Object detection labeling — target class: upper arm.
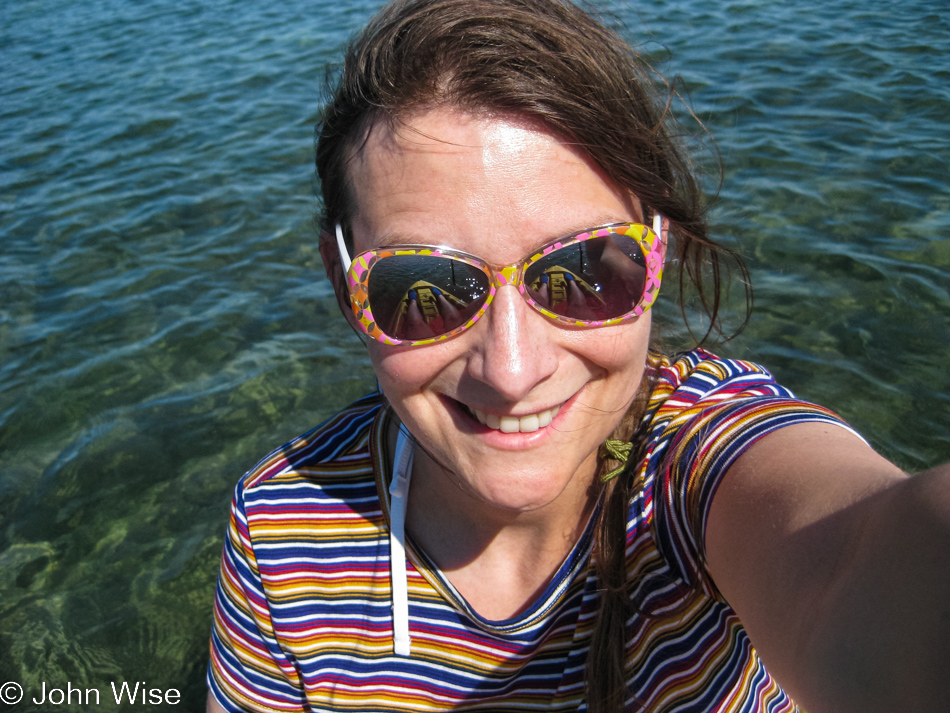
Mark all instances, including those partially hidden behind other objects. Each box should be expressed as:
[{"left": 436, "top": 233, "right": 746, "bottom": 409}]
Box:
[
  {"left": 207, "top": 691, "right": 228, "bottom": 713},
  {"left": 706, "top": 423, "right": 904, "bottom": 624},
  {"left": 208, "top": 486, "right": 308, "bottom": 712},
  {"left": 705, "top": 422, "right": 950, "bottom": 713}
]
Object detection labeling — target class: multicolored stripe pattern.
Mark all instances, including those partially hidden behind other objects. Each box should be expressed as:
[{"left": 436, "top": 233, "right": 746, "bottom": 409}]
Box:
[{"left": 208, "top": 350, "right": 856, "bottom": 712}]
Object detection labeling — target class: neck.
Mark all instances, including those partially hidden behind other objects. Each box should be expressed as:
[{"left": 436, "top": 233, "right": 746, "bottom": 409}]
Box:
[{"left": 398, "top": 425, "right": 601, "bottom": 620}]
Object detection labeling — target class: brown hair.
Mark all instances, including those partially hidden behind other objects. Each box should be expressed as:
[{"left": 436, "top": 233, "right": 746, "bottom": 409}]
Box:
[{"left": 315, "top": 1, "right": 748, "bottom": 710}]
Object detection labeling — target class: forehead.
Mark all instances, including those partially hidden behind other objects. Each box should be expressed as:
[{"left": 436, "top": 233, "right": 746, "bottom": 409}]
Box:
[{"left": 345, "top": 110, "right": 640, "bottom": 258}]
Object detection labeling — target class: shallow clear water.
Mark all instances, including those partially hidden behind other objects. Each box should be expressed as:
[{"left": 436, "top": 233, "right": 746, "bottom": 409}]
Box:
[{"left": 1, "top": 0, "right": 947, "bottom": 709}]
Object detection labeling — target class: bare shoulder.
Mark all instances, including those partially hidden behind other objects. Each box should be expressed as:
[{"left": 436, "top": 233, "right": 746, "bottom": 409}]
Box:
[
  {"left": 707, "top": 422, "right": 905, "bottom": 554},
  {"left": 706, "top": 422, "right": 950, "bottom": 713},
  {"left": 705, "top": 423, "right": 903, "bottom": 653}
]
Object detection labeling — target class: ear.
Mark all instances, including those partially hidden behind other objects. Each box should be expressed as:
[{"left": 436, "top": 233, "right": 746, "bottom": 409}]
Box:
[{"left": 319, "top": 228, "right": 363, "bottom": 333}]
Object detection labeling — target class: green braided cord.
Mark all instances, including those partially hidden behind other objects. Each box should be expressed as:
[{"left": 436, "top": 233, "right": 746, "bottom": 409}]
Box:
[{"left": 600, "top": 438, "right": 633, "bottom": 482}]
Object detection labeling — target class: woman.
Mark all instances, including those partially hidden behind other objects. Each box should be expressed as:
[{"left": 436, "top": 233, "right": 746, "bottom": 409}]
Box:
[{"left": 207, "top": 1, "right": 950, "bottom": 711}]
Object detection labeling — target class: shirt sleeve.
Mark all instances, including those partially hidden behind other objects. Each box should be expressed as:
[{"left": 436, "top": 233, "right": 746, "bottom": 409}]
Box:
[
  {"left": 649, "top": 353, "right": 864, "bottom": 598},
  {"left": 207, "top": 479, "right": 308, "bottom": 712}
]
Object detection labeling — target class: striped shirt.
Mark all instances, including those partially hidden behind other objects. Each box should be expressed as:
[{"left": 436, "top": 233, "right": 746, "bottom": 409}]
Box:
[{"left": 208, "top": 349, "right": 855, "bottom": 712}]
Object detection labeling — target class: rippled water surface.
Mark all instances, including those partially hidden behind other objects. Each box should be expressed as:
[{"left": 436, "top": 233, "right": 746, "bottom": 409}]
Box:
[{"left": 1, "top": 0, "right": 948, "bottom": 709}]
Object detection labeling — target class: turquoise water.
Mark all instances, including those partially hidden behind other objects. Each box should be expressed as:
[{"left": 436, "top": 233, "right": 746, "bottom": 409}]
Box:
[{"left": 1, "top": 0, "right": 947, "bottom": 710}]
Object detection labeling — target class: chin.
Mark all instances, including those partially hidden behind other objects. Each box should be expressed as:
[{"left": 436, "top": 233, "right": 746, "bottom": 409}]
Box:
[{"left": 438, "top": 445, "right": 595, "bottom": 512}]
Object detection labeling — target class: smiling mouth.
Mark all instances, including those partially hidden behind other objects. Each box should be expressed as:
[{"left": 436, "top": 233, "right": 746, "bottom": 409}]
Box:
[{"left": 464, "top": 404, "right": 562, "bottom": 433}]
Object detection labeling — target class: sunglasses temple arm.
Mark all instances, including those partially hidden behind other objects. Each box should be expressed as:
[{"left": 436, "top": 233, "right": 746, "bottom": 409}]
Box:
[
  {"left": 335, "top": 223, "right": 353, "bottom": 272},
  {"left": 653, "top": 211, "right": 671, "bottom": 266}
]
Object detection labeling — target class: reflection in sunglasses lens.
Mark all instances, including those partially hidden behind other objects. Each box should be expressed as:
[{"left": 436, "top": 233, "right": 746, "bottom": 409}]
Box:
[
  {"left": 367, "top": 255, "right": 491, "bottom": 340},
  {"left": 524, "top": 235, "right": 646, "bottom": 321},
  {"left": 365, "top": 233, "right": 648, "bottom": 342}
]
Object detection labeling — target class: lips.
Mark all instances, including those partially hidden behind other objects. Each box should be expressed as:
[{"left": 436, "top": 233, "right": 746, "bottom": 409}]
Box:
[{"left": 468, "top": 404, "right": 561, "bottom": 433}]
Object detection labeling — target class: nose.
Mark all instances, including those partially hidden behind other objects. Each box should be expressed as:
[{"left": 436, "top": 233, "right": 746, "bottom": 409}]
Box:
[{"left": 465, "top": 284, "right": 559, "bottom": 402}]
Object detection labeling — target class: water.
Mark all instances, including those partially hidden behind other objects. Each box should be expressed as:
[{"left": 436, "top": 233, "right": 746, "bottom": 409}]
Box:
[{"left": 1, "top": 0, "right": 947, "bottom": 709}]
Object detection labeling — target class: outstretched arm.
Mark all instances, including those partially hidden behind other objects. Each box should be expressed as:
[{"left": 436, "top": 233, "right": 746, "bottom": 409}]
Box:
[
  {"left": 706, "top": 423, "right": 950, "bottom": 713},
  {"left": 207, "top": 692, "right": 227, "bottom": 713}
]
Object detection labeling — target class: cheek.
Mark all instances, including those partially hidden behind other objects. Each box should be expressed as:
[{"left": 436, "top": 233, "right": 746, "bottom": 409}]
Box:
[
  {"left": 615, "top": 319, "right": 652, "bottom": 372},
  {"left": 579, "top": 319, "right": 652, "bottom": 423},
  {"left": 566, "top": 313, "right": 652, "bottom": 375},
  {"left": 367, "top": 341, "right": 454, "bottom": 396},
  {"left": 368, "top": 344, "right": 415, "bottom": 396}
]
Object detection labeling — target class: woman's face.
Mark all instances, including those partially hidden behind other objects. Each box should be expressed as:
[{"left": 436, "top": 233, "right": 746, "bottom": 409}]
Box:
[{"left": 347, "top": 109, "right": 653, "bottom": 516}]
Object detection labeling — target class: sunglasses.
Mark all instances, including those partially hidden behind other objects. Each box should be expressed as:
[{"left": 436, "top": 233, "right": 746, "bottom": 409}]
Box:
[{"left": 335, "top": 216, "right": 666, "bottom": 346}]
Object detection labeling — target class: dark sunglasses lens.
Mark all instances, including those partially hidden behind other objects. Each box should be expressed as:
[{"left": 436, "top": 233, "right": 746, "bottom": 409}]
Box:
[
  {"left": 366, "top": 254, "right": 491, "bottom": 341},
  {"left": 523, "top": 234, "right": 646, "bottom": 321}
]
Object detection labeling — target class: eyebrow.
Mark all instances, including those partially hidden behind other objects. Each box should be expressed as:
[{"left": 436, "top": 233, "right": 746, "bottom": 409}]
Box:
[
  {"left": 368, "top": 215, "right": 633, "bottom": 251},
  {"left": 371, "top": 231, "right": 429, "bottom": 249}
]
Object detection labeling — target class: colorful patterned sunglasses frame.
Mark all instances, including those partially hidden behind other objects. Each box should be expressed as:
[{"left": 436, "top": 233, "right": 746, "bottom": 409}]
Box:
[{"left": 336, "top": 217, "right": 666, "bottom": 346}]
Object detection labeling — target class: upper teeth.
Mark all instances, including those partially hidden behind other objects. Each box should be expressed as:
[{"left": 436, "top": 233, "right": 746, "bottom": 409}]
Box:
[{"left": 470, "top": 405, "right": 560, "bottom": 433}]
